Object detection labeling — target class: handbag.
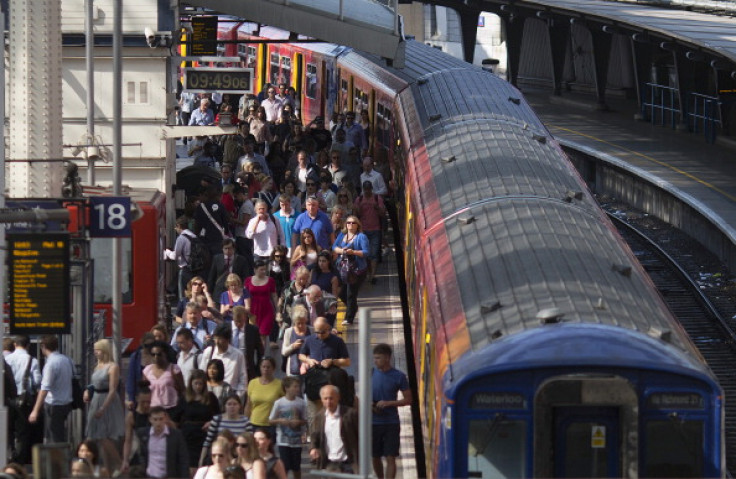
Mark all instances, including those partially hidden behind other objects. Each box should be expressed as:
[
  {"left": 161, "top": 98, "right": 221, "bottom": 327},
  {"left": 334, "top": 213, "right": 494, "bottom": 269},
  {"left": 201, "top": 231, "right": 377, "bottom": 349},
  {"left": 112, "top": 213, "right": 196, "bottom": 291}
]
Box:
[{"left": 337, "top": 253, "right": 361, "bottom": 285}]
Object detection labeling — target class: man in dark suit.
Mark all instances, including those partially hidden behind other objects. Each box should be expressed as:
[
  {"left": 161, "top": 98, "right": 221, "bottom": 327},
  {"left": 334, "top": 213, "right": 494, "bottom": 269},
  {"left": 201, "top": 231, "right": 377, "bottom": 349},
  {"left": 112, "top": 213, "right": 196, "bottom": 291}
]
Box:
[
  {"left": 136, "top": 406, "right": 189, "bottom": 478},
  {"left": 310, "top": 384, "right": 359, "bottom": 473},
  {"left": 232, "top": 306, "right": 264, "bottom": 382},
  {"left": 208, "top": 238, "right": 251, "bottom": 306}
]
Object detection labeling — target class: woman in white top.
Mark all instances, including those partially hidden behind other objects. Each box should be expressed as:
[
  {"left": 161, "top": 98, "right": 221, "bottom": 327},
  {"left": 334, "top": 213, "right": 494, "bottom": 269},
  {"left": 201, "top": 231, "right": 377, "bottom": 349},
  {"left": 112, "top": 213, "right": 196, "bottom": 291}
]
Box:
[
  {"left": 234, "top": 431, "right": 266, "bottom": 479},
  {"left": 194, "top": 437, "right": 232, "bottom": 479}
]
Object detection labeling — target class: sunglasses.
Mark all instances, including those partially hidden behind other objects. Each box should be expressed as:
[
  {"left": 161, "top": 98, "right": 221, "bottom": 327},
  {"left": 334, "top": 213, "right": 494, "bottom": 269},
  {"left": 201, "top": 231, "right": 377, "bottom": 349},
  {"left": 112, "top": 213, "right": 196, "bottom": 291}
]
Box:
[
  {"left": 192, "top": 282, "right": 203, "bottom": 286},
  {"left": 314, "top": 330, "right": 329, "bottom": 335},
  {"left": 346, "top": 221, "right": 357, "bottom": 224},
  {"left": 236, "top": 443, "right": 248, "bottom": 448},
  {"left": 274, "top": 255, "right": 283, "bottom": 259}
]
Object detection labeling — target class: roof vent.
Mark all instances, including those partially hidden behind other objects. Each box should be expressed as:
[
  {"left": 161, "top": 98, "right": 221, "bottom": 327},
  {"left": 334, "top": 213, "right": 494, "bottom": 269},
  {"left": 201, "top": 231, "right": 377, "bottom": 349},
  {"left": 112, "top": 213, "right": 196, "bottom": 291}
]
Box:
[
  {"left": 594, "top": 298, "right": 607, "bottom": 310},
  {"left": 458, "top": 215, "right": 475, "bottom": 225},
  {"left": 491, "top": 330, "right": 503, "bottom": 340},
  {"left": 537, "top": 308, "right": 564, "bottom": 324},
  {"left": 417, "top": 78, "right": 428, "bottom": 85},
  {"left": 480, "top": 301, "right": 502, "bottom": 314},
  {"left": 533, "top": 134, "right": 547, "bottom": 144},
  {"left": 441, "top": 155, "right": 456, "bottom": 164},
  {"left": 611, "top": 264, "right": 632, "bottom": 277},
  {"left": 648, "top": 326, "right": 672, "bottom": 343},
  {"left": 508, "top": 96, "right": 521, "bottom": 105},
  {"left": 563, "top": 190, "right": 583, "bottom": 202},
  {"left": 429, "top": 114, "right": 442, "bottom": 122}
]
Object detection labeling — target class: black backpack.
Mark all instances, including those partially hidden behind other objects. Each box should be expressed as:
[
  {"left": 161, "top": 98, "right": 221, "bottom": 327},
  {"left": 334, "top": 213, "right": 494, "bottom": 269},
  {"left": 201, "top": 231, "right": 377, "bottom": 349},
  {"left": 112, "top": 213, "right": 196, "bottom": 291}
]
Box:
[{"left": 185, "top": 233, "right": 211, "bottom": 274}]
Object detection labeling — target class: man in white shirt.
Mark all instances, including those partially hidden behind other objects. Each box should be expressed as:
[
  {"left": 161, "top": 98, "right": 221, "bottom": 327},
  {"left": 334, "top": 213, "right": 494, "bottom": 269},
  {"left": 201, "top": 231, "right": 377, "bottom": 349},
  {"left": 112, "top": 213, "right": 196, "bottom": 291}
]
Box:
[
  {"left": 175, "top": 329, "right": 201, "bottom": 387},
  {"left": 309, "top": 385, "right": 359, "bottom": 473},
  {"left": 245, "top": 200, "right": 284, "bottom": 262},
  {"left": 6, "top": 335, "right": 42, "bottom": 464},
  {"left": 260, "top": 86, "right": 283, "bottom": 123},
  {"left": 360, "top": 157, "right": 388, "bottom": 196},
  {"left": 199, "top": 324, "right": 247, "bottom": 396}
]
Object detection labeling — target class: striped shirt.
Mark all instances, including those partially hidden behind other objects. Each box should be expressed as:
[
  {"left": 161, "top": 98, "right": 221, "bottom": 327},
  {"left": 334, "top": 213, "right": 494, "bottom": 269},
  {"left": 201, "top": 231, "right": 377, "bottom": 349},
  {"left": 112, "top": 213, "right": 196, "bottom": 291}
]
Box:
[{"left": 203, "top": 414, "right": 251, "bottom": 449}]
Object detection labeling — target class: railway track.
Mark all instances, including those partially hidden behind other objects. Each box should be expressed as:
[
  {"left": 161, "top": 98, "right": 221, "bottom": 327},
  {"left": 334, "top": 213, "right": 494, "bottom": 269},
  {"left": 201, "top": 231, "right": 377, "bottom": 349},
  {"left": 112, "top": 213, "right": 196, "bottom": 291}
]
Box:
[{"left": 608, "top": 212, "right": 736, "bottom": 473}]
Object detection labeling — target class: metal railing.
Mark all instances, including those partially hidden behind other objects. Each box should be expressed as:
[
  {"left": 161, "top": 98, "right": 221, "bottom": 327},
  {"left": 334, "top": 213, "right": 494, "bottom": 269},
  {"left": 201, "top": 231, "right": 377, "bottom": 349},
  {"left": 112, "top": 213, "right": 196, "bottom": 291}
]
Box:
[
  {"left": 642, "top": 83, "right": 681, "bottom": 129},
  {"left": 689, "top": 92, "right": 722, "bottom": 144}
]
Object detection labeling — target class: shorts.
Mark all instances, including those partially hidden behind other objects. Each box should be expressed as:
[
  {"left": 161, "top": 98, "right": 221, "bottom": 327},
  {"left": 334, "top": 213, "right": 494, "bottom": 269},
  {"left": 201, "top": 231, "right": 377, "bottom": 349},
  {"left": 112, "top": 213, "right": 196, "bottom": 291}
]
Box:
[
  {"left": 372, "top": 423, "right": 400, "bottom": 458},
  {"left": 364, "top": 230, "right": 381, "bottom": 261},
  {"left": 278, "top": 445, "right": 302, "bottom": 472}
]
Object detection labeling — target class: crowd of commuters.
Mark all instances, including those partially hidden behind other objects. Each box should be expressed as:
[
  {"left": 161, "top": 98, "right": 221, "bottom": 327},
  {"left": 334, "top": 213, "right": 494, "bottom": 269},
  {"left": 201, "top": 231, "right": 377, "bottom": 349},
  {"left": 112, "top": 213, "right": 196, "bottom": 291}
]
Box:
[{"left": 2, "top": 82, "right": 411, "bottom": 479}]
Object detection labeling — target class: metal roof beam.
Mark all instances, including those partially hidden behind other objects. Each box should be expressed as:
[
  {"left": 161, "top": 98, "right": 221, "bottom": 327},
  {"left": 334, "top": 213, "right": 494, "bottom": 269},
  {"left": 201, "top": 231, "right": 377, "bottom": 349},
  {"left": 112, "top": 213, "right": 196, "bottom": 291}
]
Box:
[{"left": 183, "top": 0, "right": 406, "bottom": 67}]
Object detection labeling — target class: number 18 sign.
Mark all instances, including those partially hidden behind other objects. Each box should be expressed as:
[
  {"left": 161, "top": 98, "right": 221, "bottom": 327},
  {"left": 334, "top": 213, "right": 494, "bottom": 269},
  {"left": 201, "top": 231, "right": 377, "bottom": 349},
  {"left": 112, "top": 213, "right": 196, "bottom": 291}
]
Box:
[{"left": 89, "top": 197, "right": 131, "bottom": 237}]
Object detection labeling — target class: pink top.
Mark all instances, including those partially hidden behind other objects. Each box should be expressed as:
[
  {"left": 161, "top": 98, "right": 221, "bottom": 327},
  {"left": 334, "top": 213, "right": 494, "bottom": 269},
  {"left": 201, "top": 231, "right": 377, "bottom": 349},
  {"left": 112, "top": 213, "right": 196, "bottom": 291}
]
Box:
[
  {"left": 143, "top": 364, "right": 181, "bottom": 409},
  {"left": 353, "top": 194, "right": 384, "bottom": 231}
]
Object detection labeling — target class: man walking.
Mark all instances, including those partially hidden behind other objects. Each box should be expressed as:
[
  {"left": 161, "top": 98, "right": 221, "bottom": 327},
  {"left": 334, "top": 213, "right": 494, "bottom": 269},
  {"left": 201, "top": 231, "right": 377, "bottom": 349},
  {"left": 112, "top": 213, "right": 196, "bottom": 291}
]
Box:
[
  {"left": 6, "top": 335, "right": 42, "bottom": 463},
  {"left": 309, "top": 384, "right": 359, "bottom": 473},
  {"left": 371, "top": 344, "right": 412, "bottom": 479},
  {"left": 29, "top": 335, "right": 74, "bottom": 443}
]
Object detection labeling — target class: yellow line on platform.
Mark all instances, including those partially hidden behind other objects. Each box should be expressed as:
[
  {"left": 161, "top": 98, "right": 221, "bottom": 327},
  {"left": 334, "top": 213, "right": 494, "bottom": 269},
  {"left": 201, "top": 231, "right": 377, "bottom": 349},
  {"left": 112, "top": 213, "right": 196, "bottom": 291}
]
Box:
[{"left": 549, "top": 125, "right": 736, "bottom": 203}]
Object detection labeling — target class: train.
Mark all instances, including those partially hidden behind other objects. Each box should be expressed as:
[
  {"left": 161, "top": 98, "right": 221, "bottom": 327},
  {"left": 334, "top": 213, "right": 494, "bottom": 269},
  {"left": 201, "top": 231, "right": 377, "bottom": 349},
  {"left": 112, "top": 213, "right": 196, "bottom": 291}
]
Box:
[{"left": 202, "top": 22, "right": 726, "bottom": 477}]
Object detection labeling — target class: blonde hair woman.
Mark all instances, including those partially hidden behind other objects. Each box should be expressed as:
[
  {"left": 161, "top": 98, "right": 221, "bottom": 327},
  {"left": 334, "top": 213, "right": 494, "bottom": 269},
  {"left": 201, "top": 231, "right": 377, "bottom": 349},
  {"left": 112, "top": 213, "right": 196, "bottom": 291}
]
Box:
[
  {"left": 234, "top": 432, "right": 266, "bottom": 478},
  {"left": 220, "top": 273, "right": 250, "bottom": 322},
  {"left": 84, "top": 339, "right": 125, "bottom": 441}
]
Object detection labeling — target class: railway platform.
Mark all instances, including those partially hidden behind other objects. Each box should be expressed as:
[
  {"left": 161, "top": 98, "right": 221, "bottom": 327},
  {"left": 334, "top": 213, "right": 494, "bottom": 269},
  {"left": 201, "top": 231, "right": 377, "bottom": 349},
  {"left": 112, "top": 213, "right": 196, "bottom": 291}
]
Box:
[{"left": 525, "top": 88, "right": 736, "bottom": 254}]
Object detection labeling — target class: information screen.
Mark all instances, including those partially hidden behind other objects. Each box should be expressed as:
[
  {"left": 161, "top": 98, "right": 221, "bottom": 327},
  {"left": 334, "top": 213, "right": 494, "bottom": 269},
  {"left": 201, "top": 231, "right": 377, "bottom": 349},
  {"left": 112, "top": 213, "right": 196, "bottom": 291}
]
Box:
[
  {"left": 184, "top": 68, "right": 253, "bottom": 93},
  {"left": 191, "top": 16, "right": 218, "bottom": 56},
  {"left": 9, "top": 233, "right": 70, "bottom": 334}
]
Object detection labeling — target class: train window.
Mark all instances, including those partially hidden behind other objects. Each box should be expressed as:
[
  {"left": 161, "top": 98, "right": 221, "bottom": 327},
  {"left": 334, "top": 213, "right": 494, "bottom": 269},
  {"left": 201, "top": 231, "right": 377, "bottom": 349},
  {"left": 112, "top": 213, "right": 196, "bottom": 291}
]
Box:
[
  {"left": 281, "top": 56, "right": 291, "bottom": 85},
  {"left": 270, "top": 52, "right": 280, "bottom": 85},
  {"left": 90, "top": 237, "right": 132, "bottom": 303},
  {"left": 246, "top": 46, "right": 257, "bottom": 69},
  {"left": 468, "top": 418, "right": 526, "bottom": 478},
  {"left": 306, "top": 63, "right": 318, "bottom": 99},
  {"left": 354, "top": 88, "right": 364, "bottom": 112},
  {"left": 340, "top": 78, "right": 349, "bottom": 111},
  {"left": 644, "top": 420, "right": 703, "bottom": 477}
]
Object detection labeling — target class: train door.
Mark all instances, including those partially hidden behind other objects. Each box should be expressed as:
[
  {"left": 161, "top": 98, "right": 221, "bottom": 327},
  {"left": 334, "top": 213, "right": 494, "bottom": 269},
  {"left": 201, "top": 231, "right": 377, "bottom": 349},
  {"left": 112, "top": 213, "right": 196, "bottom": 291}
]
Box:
[
  {"left": 534, "top": 376, "right": 638, "bottom": 478},
  {"left": 293, "top": 52, "right": 303, "bottom": 109},
  {"left": 553, "top": 407, "right": 620, "bottom": 478}
]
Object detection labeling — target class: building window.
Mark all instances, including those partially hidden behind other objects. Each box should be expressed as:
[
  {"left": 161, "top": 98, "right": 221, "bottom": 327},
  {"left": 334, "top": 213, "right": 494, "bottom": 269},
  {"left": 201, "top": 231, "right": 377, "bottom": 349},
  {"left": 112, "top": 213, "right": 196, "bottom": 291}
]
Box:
[{"left": 125, "top": 81, "right": 150, "bottom": 105}]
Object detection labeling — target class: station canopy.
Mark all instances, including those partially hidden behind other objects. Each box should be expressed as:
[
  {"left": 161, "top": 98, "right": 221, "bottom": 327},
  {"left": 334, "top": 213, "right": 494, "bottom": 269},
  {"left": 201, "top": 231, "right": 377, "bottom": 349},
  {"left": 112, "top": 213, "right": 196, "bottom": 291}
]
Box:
[{"left": 182, "top": 0, "right": 406, "bottom": 67}]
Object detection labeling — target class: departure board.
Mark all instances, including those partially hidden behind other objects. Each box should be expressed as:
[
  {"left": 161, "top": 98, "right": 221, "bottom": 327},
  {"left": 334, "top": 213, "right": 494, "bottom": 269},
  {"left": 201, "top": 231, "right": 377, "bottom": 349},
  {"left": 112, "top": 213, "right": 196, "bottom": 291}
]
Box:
[
  {"left": 191, "top": 16, "right": 218, "bottom": 56},
  {"left": 9, "top": 233, "right": 70, "bottom": 334}
]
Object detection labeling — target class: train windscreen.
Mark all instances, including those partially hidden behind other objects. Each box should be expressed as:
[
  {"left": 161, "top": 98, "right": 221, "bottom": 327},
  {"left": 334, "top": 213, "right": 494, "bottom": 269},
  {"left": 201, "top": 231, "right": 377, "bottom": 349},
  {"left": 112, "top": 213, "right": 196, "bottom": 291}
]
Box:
[{"left": 467, "top": 418, "right": 526, "bottom": 478}]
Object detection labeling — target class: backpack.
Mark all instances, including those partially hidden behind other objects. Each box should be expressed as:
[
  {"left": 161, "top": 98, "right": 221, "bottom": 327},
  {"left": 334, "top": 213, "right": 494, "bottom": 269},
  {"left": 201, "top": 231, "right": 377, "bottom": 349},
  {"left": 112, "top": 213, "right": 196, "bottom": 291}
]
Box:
[
  {"left": 185, "top": 233, "right": 211, "bottom": 274},
  {"left": 303, "top": 365, "right": 335, "bottom": 401}
]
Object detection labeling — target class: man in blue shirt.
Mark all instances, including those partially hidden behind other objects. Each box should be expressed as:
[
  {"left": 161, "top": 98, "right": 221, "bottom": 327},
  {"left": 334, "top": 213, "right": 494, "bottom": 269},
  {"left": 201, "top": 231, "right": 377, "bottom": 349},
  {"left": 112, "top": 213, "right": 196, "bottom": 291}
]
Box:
[
  {"left": 170, "top": 302, "right": 218, "bottom": 351},
  {"left": 292, "top": 196, "right": 334, "bottom": 250},
  {"left": 188, "top": 98, "right": 214, "bottom": 126},
  {"left": 29, "top": 335, "right": 74, "bottom": 443},
  {"left": 371, "top": 343, "right": 412, "bottom": 479}
]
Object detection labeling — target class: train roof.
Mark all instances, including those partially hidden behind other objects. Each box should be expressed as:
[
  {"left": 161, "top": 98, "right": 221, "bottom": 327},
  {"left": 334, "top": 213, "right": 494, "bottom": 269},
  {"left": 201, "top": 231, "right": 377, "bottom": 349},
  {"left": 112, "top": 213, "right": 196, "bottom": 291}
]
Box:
[
  {"left": 445, "top": 323, "right": 719, "bottom": 398},
  {"left": 348, "top": 41, "right": 699, "bottom": 363}
]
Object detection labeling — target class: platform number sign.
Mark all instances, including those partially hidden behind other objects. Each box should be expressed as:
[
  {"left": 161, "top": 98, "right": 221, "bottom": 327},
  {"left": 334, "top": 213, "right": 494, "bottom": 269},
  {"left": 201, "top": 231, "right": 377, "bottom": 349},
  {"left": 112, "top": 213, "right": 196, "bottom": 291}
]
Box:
[{"left": 89, "top": 197, "right": 131, "bottom": 237}]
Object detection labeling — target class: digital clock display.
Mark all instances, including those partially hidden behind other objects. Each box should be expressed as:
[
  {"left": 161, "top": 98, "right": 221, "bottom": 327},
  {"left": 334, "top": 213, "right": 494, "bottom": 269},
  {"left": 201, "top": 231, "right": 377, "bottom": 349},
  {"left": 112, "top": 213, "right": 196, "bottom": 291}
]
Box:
[{"left": 183, "top": 67, "right": 253, "bottom": 93}]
